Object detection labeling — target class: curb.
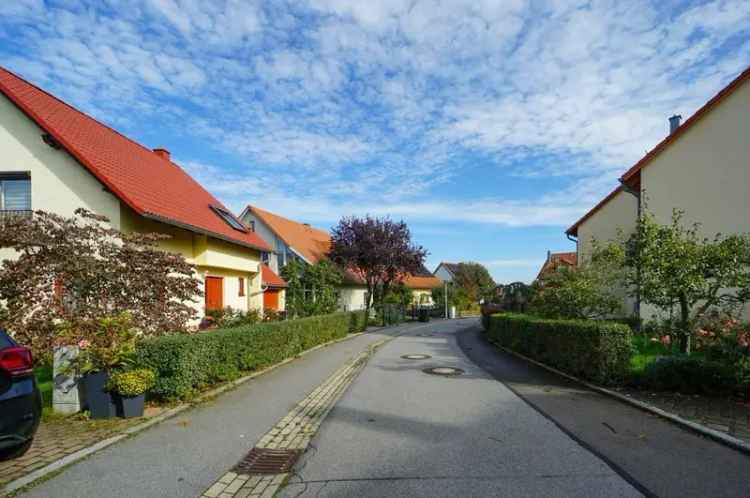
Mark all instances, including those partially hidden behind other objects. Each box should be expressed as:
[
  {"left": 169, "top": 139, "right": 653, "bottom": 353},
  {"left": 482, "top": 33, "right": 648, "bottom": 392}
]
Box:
[
  {"left": 489, "top": 339, "right": 750, "bottom": 456},
  {"left": 0, "top": 327, "right": 389, "bottom": 497}
]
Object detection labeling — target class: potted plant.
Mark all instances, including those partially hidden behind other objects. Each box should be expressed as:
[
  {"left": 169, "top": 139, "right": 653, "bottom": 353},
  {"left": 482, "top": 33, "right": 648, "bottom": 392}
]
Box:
[
  {"left": 107, "top": 368, "right": 155, "bottom": 418},
  {"left": 58, "top": 313, "right": 138, "bottom": 419}
]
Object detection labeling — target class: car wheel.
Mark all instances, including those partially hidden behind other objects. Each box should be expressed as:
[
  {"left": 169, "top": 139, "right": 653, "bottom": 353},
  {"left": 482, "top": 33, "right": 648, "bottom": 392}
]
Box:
[{"left": 0, "top": 439, "right": 33, "bottom": 461}]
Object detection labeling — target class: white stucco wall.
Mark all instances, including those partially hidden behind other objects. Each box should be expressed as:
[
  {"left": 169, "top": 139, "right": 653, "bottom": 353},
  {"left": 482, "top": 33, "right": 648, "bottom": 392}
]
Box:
[
  {"left": 576, "top": 188, "right": 638, "bottom": 316},
  {"left": 338, "top": 286, "right": 368, "bottom": 311}
]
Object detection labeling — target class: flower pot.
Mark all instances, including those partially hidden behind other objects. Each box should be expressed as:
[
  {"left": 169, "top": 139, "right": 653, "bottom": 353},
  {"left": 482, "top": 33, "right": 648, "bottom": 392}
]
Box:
[
  {"left": 115, "top": 394, "right": 145, "bottom": 418},
  {"left": 83, "top": 371, "right": 116, "bottom": 419}
]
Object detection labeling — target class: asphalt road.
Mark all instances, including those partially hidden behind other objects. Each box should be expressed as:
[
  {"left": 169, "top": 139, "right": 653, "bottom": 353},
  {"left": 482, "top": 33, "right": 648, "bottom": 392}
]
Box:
[
  {"left": 280, "top": 319, "right": 642, "bottom": 498},
  {"left": 16, "top": 324, "right": 416, "bottom": 498}
]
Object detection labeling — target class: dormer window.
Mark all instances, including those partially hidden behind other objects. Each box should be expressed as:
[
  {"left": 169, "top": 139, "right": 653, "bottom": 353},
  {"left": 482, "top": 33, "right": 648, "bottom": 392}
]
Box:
[{"left": 210, "top": 205, "right": 247, "bottom": 233}]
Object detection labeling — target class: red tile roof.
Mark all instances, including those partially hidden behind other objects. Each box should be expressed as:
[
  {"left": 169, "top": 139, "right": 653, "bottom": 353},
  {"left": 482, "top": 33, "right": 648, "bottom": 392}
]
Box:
[
  {"left": 565, "top": 186, "right": 623, "bottom": 237},
  {"left": 261, "top": 264, "right": 287, "bottom": 288},
  {"left": 0, "top": 66, "right": 270, "bottom": 252},
  {"left": 245, "top": 205, "right": 365, "bottom": 285},
  {"left": 402, "top": 274, "right": 443, "bottom": 290},
  {"left": 620, "top": 64, "right": 750, "bottom": 187},
  {"left": 536, "top": 251, "right": 577, "bottom": 281}
]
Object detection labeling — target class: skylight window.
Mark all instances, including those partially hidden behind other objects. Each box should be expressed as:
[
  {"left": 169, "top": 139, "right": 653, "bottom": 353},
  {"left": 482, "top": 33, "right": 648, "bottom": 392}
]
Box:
[{"left": 210, "top": 205, "right": 247, "bottom": 233}]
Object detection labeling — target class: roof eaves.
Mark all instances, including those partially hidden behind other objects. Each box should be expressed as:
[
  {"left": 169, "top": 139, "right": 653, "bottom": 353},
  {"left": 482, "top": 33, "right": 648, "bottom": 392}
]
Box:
[
  {"left": 620, "top": 64, "right": 750, "bottom": 185},
  {"left": 565, "top": 185, "right": 623, "bottom": 237},
  {"left": 142, "top": 213, "right": 270, "bottom": 253}
]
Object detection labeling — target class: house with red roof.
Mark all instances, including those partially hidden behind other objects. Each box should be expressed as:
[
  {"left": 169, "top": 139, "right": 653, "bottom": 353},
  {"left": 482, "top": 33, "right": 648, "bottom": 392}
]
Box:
[
  {"left": 401, "top": 266, "right": 443, "bottom": 305},
  {"left": 0, "top": 66, "right": 286, "bottom": 319},
  {"left": 535, "top": 251, "right": 577, "bottom": 284},
  {"left": 240, "top": 205, "right": 369, "bottom": 311},
  {"left": 566, "top": 64, "right": 750, "bottom": 320}
]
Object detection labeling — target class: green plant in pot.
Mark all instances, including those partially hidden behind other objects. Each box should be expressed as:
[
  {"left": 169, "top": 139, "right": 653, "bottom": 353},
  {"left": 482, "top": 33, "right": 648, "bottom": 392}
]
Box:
[
  {"left": 107, "top": 368, "right": 155, "bottom": 418},
  {"left": 57, "top": 313, "right": 138, "bottom": 419}
]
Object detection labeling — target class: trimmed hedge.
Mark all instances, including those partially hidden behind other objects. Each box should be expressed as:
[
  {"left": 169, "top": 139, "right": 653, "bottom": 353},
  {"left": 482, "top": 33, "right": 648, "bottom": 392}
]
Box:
[
  {"left": 134, "top": 311, "right": 367, "bottom": 400},
  {"left": 635, "top": 356, "right": 735, "bottom": 395},
  {"left": 484, "top": 313, "right": 632, "bottom": 384}
]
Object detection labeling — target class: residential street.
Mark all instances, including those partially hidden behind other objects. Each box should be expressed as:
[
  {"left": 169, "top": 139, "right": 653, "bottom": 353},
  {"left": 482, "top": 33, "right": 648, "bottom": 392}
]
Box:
[{"left": 15, "top": 319, "right": 750, "bottom": 498}]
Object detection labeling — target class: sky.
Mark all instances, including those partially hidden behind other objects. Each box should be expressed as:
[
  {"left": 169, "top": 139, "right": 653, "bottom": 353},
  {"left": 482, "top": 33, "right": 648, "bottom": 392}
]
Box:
[{"left": 1, "top": 0, "right": 749, "bottom": 283}]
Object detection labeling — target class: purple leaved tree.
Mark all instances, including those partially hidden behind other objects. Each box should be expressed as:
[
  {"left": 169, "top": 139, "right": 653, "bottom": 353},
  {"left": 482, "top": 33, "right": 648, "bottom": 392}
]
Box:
[{"left": 329, "top": 216, "right": 427, "bottom": 323}]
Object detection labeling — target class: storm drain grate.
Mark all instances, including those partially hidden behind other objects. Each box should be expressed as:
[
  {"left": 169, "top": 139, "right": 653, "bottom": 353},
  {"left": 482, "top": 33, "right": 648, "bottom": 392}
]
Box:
[
  {"left": 232, "top": 447, "right": 302, "bottom": 474},
  {"left": 423, "top": 367, "right": 465, "bottom": 377},
  {"left": 401, "top": 354, "right": 432, "bottom": 360}
]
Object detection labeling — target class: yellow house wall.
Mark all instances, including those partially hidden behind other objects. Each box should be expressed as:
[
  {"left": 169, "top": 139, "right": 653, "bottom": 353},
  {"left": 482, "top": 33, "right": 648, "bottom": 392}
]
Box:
[
  {"left": 576, "top": 188, "right": 638, "bottom": 316},
  {"left": 412, "top": 289, "right": 435, "bottom": 306},
  {"left": 338, "top": 286, "right": 368, "bottom": 311}
]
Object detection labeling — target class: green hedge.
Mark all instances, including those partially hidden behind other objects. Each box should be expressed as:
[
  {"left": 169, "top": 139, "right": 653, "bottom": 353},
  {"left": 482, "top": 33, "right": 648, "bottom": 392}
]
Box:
[
  {"left": 484, "top": 313, "right": 632, "bottom": 384},
  {"left": 134, "top": 311, "right": 367, "bottom": 400}
]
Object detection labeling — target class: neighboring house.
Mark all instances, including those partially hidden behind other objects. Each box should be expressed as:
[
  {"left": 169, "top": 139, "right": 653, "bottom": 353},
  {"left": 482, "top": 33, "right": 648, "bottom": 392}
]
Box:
[
  {"left": 567, "top": 64, "right": 750, "bottom": 320},
  {"left": 261, "top": 263, "right": 287, "bottom": 312},
  {"left": 402, "top": 268, "right": 443, "bottom": 306},
  {"left": 0, "top": 66, "right": 271, "bottom": 319},
  {"left": 239, "top": 205, "right": 369, "bottom": 311},
  {"left": 535, "top": 251, "right": 577, "bottom": 284},
  {"left": 433, "top": 262, "right": 460, "bottom": 283}
]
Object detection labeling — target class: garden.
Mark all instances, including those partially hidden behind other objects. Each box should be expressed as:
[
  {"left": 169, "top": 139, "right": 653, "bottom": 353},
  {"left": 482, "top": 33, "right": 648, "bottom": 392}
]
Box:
[{"left": 482, "top": 207, "right": 750, "bottom": 400}]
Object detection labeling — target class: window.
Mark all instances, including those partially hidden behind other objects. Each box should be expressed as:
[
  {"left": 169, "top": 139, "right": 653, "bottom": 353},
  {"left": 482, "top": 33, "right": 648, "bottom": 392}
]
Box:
[
  {"left": 261, "top": 252, "right": 270, "bottom": 264},
  {"left": 238, "top": 277, "right": 245, "bottom": 297},
  {"left": 210, "top": 205, "right": 247, "bottom": 232},
  {"left": 0, "top": 173, "right": 31, "bottom": 213}
]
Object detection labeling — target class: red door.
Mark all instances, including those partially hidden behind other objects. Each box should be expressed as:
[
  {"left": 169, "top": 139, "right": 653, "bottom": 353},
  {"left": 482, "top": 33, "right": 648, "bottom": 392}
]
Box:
[
  {"left": 205, "top": 276, "right": 224, "bottom": 311},
  {"left": 264, "top": 289, "right": 280, "bottom": 310}
]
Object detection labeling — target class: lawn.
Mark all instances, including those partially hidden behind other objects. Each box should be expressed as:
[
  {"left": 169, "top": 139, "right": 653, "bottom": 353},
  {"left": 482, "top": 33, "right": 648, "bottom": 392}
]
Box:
[{"left": 34, "top": 365, "right": 54, "bottom": 416}]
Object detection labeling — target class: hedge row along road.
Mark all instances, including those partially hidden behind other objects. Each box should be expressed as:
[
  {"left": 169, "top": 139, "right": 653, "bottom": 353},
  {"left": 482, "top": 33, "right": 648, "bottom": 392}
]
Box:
[{"left": 14, "top": 319, "right": 750, "bottom": 498}]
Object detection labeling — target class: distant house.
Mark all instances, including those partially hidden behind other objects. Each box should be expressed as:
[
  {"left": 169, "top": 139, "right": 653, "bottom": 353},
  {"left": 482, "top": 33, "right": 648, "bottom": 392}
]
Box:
[
  {"left": 402, "top": 267, "right": 443, "bottom": 306},
  {"left": 567, "top": 64, "right": 750, "bottom": 320},
  {"left": 433, "top": 262, "right": 460, "bottom": 283},
  {"left": 535, "top": 251, "right": 577, "bottom": 284},
  {"left": 0, "top": 66, "right": 271, "bottom": 319},
  {"left": 261, "top": 263, "right": 287, "bottom": 312},
  {"left": 239, "top": 205, "right": 368, "bottom": 311}
]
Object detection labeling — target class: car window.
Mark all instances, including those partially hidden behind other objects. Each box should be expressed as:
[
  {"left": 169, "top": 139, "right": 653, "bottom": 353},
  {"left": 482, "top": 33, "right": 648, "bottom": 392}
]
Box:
[{"left": 0, "top": 330, "right": 14, "bottom": 349}]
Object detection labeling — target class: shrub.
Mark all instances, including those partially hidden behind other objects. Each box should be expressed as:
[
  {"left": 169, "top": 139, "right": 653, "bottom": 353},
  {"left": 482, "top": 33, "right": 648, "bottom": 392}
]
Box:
[
  {"left": 636, "top": 356, "right": 735, "bottom": 395},
  {"left": 484, "top": 313, "right": 632, "bottom": 384},
  {"left": 133, "top": 311, "right": 367, "bottom": 400},
  {"left": 107, "top": 368, "right": 156, "bottom": 397}
]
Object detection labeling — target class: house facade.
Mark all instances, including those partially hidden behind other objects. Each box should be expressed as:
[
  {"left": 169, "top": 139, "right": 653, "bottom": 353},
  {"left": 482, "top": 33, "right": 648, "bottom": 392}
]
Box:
[
  {"left": 0, "top": 66, "right": 273, "bottom": 319},
  {"left": 403, "top": 271, "right": 443, "bottom": 306},
  {"left": 567, "top": 64, "right": 750, "bottom": 321},
  {"left": 240, "top": 205, "right": 369, "bottom": 311},
  {"left": 433, "top": 262, "right": 459, "bottom": 283}
]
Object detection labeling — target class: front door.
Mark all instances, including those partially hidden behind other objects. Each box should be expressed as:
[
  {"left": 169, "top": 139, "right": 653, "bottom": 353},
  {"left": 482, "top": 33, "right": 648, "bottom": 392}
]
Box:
[{"left": 205, "top": 276, "right": 224, "bottom": 311}]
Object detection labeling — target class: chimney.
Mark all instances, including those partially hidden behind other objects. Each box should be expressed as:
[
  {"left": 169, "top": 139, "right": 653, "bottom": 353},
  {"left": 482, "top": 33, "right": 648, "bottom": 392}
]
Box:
[
  {"left": 153, "top": 148, "right": 170, "bottom": 160},
  {"left": 668, "top": 115, "right": 682, "bottom": 134}
]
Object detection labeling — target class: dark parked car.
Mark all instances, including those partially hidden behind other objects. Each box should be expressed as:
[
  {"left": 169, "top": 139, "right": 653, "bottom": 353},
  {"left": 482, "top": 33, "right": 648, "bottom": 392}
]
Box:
[{"left": 0, "top": 329, "right": 41, "bottom": 459}]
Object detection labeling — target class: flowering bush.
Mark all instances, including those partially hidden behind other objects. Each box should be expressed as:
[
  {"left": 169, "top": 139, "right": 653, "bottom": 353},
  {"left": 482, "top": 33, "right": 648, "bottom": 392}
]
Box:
[
  {"left": 107, "top": 368, "right": 156, "bottom": 397},
  {"left": 694, "top": 312, "right": 750, "bottom": 363},
  {"left": 57, "top": 313, "right": 138, "bottom": 375}
]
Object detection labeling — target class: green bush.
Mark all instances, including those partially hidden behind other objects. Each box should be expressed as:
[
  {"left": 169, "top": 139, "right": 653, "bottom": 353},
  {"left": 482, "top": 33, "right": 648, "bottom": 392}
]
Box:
[
  {"left": 133, "top": 311, "right": 367, "bottom": 400},
  {"left": 484, "top": 313, "right": 632, "bottom": 384},
  {"left": 636, "top": 356, "right": 735, "bottom": 394},
  {"left": 107, "top": 368, "right": 156, "bottom": 397}
]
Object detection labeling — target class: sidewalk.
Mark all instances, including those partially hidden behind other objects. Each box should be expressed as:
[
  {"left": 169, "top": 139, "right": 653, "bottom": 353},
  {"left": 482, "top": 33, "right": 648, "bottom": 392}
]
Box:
[{"left": 9, "top": 322, "right": 421, "bottom": 498}]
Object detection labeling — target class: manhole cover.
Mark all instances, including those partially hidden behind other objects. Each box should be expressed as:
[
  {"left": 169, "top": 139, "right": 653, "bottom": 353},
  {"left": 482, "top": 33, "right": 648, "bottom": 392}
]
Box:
[
  {"left": 423, "top": 367, "right": 465, "bottom": 376},
  {"left": 401, "top": 354, "right": 432, "bottom": 360},
  {"left": 232, "top": 447, "right": 302, "bottom": 474},
  {"left": 416, "top": 333, "right": 434, "bottom": 337}
]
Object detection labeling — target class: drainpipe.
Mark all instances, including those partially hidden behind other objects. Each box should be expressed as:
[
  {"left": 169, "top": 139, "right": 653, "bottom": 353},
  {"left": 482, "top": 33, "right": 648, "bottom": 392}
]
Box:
[{"left": 619, "top": 179, "right": 641, "bottom": 322}]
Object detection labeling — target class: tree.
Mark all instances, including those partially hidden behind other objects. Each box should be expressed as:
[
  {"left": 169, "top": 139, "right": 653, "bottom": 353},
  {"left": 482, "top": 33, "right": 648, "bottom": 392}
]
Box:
[
  {"left": 280, "top": 259, "right": 342, "bottom": 318},
  {"left": 529, "top": 244, "right": 624, "bottom": 320},
  {"left": 0, "top": 209, "right": 201, "bottom": 359},
  {"left": 329, "top": 216, "right": 427, "bottom": 323},
  {"left": 452, "top": 262, "right": 496, "bottom": 304},
  {"left": 624, "top": 208, "right": 750, "bottom": 353}
]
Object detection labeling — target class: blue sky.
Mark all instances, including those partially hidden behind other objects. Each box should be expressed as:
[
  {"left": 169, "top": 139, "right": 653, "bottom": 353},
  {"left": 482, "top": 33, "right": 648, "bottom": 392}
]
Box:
[{"left": 1, "top": 1, "right": 749, "bottom": 283}]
